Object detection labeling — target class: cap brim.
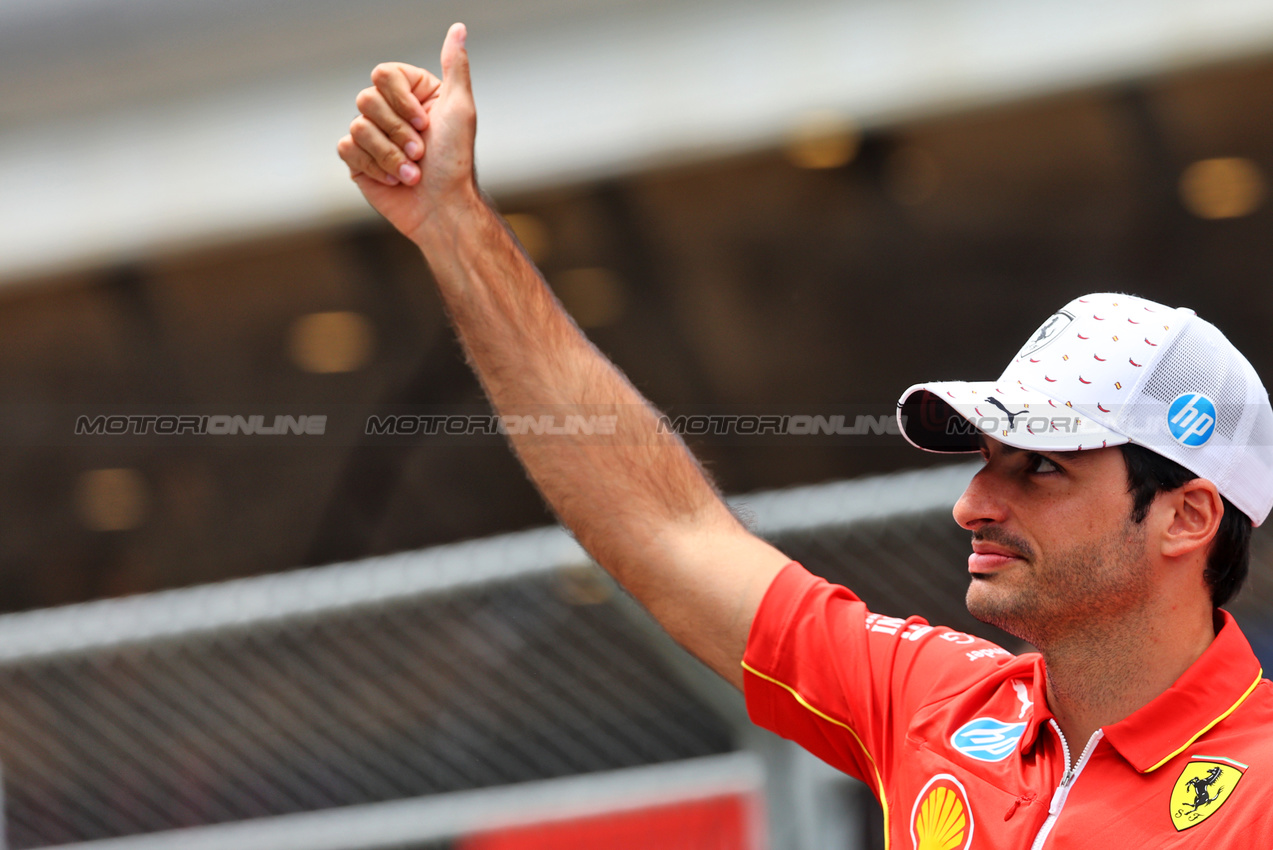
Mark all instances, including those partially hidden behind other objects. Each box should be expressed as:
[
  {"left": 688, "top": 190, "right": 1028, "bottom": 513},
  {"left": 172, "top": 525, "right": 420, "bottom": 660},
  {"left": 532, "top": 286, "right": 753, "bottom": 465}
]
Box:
[{"left": 897, "top": 381, "right": 1130, "bottom": 453}]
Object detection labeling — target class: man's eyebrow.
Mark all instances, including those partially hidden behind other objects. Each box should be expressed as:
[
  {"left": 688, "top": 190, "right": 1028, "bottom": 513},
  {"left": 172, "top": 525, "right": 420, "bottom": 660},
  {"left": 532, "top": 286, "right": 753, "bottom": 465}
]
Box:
[
  {"left": 1030, "top": 447, "right": 1097, "bottom": 465},
  {"left": 975, "top": 434, "right": 1024, "bottom": 456},
  {"left": 975, "top": 436, "right": 1090, "bottom": 463}
]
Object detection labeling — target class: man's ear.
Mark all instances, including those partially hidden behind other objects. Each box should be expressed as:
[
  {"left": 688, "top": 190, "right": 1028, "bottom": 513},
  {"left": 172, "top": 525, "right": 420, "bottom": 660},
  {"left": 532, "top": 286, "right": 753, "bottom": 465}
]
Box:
[{"left": 1157, "top": 478, "right": 1224, "bottom": 559}]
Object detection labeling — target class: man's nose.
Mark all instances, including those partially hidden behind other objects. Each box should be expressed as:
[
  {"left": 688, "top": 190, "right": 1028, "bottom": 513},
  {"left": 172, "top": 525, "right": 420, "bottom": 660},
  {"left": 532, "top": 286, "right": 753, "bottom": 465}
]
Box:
[{"left": 953, "top": 466, "right": 1009, "bottom": 531}]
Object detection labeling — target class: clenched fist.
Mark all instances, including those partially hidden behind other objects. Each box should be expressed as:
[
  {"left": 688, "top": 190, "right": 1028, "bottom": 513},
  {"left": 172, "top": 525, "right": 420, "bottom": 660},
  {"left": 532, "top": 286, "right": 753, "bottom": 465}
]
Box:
[{"left": 337, "top": 23, "right": 477, "bottom": 245}]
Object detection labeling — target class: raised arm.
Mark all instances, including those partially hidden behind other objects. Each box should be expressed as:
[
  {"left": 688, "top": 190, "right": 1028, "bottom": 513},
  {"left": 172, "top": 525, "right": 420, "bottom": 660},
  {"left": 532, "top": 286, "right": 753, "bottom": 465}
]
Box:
[{"left": 336, "top": 24, "right": 790, "bottom": 689}]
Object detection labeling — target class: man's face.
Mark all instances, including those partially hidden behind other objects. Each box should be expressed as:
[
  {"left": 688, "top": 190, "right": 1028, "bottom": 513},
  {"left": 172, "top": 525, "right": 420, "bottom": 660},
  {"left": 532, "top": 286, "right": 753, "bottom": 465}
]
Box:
[{"left": 952, "top": 439, "right": 1154, "bottom": 647}]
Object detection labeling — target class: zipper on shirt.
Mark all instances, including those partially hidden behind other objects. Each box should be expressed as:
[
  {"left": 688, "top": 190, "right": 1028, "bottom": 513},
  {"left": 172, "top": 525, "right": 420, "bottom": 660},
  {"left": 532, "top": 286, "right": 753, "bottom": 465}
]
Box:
[{"left": 1028, "top": 721, "right": 1103, "bottom": 850}]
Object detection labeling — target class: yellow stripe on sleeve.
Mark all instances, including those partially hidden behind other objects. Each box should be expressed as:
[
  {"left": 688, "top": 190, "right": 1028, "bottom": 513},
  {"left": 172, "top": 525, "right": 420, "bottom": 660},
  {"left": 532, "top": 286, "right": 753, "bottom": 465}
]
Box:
[{"left": 742, "top": 660, "right": 891, "bottom": 847}]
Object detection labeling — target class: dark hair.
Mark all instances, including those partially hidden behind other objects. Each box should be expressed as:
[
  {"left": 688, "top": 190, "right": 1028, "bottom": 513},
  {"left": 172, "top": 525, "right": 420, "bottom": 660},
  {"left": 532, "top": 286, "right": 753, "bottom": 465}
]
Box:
[{"left": 1120, "top": 443, "right": 1251, "bottom": 608}]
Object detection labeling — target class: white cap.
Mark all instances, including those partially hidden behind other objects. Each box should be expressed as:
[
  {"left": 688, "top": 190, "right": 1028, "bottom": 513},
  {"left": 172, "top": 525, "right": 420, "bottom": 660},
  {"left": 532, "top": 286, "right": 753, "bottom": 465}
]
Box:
[{"left": 897, "top": 292, "right": 1273, "bottom": 526}]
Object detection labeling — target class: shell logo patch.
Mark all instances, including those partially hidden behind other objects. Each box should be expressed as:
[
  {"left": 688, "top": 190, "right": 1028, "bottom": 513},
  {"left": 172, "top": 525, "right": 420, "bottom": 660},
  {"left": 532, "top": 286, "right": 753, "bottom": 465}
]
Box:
[
  {"left": 911, "top": 774, "right": 973, "bottom": 850},
  {"left": 1170, "top": 757, "right": 1246, "bottom": 831}
]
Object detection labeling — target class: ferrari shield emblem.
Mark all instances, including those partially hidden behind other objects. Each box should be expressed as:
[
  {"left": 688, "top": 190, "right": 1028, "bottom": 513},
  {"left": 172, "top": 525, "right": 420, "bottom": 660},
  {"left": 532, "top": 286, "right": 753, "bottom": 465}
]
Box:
[
  {"left": 1170, "top": 758, "right": 1245, "bottom": 831},
  {"left": 1016, "top": 310, "right": 1074, "bottom": 359}
]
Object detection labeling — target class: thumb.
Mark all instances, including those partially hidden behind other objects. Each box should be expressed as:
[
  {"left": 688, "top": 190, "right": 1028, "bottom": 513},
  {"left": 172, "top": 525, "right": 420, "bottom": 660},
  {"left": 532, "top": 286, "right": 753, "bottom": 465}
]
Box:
[{"left": 439, "top": 23, "right": 472, "bottom": 102}]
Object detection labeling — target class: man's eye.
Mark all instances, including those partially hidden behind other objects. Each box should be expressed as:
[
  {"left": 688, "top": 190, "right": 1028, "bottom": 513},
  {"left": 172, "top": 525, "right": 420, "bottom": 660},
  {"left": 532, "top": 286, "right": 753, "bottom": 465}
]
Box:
[{"left": 1030, "top": 454, "right": 1060, "bottom": 474}]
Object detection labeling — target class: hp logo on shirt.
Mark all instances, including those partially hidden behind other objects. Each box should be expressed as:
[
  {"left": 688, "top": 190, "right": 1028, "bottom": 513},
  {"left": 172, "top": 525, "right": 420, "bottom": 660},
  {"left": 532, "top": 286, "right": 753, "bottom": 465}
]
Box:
[
  {"left": 1168, "top": 393, "right": 1217, "bottom": 447},
  {"left": 950, "top": 718, "right": 1028, "bottom": 762}
]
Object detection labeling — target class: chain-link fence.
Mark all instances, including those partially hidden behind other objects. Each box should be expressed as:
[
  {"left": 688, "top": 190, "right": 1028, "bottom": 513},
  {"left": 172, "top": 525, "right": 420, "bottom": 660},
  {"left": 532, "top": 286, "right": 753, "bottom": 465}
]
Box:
[{"left": 0, "top": 461, "right": 1268, "bottom": 850}]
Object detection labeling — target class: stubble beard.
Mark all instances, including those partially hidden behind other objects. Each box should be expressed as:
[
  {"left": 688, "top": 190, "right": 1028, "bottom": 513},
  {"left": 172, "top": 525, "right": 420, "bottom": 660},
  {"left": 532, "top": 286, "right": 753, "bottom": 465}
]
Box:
[{"left": 966, "top": 516, "right": 1153, "bottom": 650}]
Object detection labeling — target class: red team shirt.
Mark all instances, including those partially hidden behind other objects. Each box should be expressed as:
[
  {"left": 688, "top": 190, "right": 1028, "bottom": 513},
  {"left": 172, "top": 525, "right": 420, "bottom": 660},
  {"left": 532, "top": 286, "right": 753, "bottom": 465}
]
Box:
[{"left": 743, "top": 563, "right": 1273, "bottom": 848}]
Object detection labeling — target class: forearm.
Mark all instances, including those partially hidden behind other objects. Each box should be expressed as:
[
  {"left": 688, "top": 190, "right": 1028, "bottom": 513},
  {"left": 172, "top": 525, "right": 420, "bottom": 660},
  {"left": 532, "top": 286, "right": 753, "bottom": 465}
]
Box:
[
  {"left": 339, "top": 33, "right": 790, "bottom": 684},
  {"left": 415, "top": 189, "right": 742, "bottom": 585}
]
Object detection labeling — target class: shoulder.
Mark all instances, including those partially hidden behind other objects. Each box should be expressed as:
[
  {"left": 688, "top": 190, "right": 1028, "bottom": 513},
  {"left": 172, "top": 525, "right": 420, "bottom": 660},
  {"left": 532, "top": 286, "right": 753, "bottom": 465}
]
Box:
[{"left": 745, "top": 561, "right": 1026, "bottom": 711}]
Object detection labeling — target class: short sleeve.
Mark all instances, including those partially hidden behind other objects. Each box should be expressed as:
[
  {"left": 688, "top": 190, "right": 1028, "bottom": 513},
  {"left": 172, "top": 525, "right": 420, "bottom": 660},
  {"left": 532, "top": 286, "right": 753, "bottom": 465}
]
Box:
[{"left": 742, "top": 562, "right": 1014, "bottom": 794}]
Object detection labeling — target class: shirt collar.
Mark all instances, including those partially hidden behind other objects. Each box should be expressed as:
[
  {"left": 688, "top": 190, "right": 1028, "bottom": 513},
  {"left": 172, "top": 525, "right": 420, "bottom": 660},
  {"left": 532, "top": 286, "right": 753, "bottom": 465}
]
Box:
[
  {"left": 1018, "top": 653, "right": 1054, "bottom": 754},
  {"left": 1099, "top": 610, "right": 1264, "bottom": 774}
]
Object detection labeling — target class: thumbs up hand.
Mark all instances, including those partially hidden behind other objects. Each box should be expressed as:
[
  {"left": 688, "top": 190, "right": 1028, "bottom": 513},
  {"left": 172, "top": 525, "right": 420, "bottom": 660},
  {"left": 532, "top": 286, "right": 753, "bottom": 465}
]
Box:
[{"left": 337, "top": 23, "right": 478, "bottom": 245}]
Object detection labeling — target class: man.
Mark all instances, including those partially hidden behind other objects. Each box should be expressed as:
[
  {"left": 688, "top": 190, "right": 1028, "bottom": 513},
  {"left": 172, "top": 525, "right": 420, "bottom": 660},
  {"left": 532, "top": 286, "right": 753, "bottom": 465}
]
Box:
[{"left": 337, "top": 25, "right": 1273, "bottom": 846}]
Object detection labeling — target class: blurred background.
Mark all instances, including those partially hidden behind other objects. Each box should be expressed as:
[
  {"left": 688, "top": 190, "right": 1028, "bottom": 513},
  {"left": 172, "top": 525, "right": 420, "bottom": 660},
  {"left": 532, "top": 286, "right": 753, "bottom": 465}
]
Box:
[{"left": 2, "top": 0, "right": 1273, "bottom": 847}]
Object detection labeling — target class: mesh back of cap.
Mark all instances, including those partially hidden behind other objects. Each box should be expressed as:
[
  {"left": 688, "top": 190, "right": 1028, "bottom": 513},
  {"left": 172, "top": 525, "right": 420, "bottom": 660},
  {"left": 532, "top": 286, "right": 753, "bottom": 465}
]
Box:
[{"left": 1114, "top": 315, "right": 1273, "bottom": 525}]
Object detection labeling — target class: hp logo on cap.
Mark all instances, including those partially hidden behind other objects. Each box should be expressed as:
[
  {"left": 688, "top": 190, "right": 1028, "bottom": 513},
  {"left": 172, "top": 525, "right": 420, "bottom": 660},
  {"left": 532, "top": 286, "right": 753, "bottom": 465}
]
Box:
[{"left": 1168, "top": 393, "right": 1217, "bottom": 447}]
